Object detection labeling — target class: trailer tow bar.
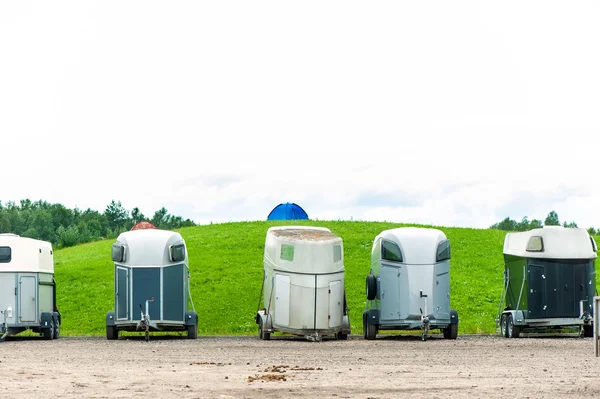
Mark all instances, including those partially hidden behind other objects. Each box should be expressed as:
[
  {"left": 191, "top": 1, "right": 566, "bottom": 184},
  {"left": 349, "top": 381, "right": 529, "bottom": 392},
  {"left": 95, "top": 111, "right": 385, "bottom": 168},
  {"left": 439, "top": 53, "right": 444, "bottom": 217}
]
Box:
[
  {"left": 420, "top": 291, "right": 430, "bottom": 341},
  {"left": 137, "top": 298, "right": 154, "bottom": 342},
  {"left": 0, "top": 310, "right": 8, "bottom": 342}
]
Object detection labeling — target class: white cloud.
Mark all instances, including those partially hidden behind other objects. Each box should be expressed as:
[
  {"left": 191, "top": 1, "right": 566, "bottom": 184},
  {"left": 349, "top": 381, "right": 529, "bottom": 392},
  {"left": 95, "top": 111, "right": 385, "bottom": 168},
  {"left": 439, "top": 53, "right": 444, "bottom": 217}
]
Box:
[{"left": 1, "top": 1, "right": 599, "bottom": 229}]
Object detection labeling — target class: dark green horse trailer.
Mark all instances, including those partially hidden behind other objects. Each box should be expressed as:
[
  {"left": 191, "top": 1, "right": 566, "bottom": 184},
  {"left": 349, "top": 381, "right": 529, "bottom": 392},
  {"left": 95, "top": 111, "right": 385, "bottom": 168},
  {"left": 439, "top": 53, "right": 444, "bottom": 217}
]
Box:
[
  {"left": 497, "top": 227, "right": 597, "bottom": 338},
  {"left": 106, "top": 229, "right": 198, "bottom": 341}
]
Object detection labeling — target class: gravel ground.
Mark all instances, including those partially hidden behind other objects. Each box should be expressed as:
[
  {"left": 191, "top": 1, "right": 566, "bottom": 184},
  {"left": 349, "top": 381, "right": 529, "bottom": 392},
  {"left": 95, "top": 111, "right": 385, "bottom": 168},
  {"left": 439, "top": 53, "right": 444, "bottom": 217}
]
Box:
[{"left": 1, "top": 334, "right": 600, "bottom": 398}]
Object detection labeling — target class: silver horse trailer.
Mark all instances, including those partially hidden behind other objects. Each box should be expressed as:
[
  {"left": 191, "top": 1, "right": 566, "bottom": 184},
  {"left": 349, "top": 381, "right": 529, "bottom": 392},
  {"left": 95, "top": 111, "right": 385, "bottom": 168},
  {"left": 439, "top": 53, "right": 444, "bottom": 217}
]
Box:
[
  {"left": 256, "top": 226, "right": 351, "bottom": 341},
  {"left": 0, "top": 234, "right": 61, "bottom": 341},
  {"left": 105, "top": 229, "right": 198, "bottom": 340},
  {"left": 363, "top": 227, "right": 458, "bottom": 340}
]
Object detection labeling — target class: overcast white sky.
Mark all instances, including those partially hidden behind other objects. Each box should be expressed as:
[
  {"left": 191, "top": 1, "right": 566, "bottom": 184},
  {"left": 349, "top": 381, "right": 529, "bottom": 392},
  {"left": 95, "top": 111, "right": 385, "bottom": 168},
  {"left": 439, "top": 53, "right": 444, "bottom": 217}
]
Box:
[{"left": 1, "top": 1, "right": 599, "bottom": 229}]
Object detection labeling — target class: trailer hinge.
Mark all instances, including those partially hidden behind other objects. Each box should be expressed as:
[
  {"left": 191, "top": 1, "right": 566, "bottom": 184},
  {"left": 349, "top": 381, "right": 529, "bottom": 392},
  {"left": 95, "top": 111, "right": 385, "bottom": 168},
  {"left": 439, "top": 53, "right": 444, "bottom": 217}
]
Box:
[
  {"left": 328, "top": 315, "right": 331, "bottom": 320},
  {"left": 328, "top": 289, "right": 331, "bottom": 293}
]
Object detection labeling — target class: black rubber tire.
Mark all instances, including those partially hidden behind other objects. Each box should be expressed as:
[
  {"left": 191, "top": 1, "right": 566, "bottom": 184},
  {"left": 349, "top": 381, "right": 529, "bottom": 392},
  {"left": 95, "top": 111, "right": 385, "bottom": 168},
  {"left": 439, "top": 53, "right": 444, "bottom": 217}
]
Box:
[
  {"left": 43, "top": 323, "right": 54, "bottom": 341},
  {"left": 364, "top": 318, "right": 377, "bottom": 340},
  {"left": 106, "top": 326, "right": 118, "bottom": 340},
  {"left": 508, "top": 314, "right": 520, "bottom": 338},
  {"left": 444, "top": 323, "right": 458, "bottom": 340},
  {"left": 583, "top": 325, "right": 593, "bottom": 338},
  {"left": 366, "top": 275, "right": 377, "bottom": 300},
  {"left": 53, "top": 318, "right": 60, "bottom": 339},
  {"left": 500, "top": 314, "right": 509, "bottom": 338},
  {"left": 337, "top": 332, "right": 348, "bottom": 340},
  {"left": 259, "top": 318, "right": 270, "bottom": 341},
  {"left": 187, "top": 324, "right": 198, "bottom": 339}
]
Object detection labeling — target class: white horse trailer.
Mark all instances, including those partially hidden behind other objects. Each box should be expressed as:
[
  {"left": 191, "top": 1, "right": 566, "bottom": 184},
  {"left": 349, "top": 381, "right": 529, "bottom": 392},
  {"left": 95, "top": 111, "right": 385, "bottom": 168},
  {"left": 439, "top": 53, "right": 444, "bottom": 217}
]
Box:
[
  {"left": 363, "top": 228, "right": 458, "bottom": 340},
  {"left": 106, "top": 229, "right": 198, "bottom": 341},
  {"left": 256, "top": 226, "right": 351, "bottom": 341},
  {"left": 0, "top": 234, "right": 61, "bottom": 341}
]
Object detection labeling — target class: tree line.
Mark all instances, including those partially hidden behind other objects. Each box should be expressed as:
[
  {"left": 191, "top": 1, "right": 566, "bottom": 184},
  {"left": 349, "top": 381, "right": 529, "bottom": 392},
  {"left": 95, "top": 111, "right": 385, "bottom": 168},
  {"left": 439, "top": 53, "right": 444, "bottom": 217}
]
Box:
[
  {"left": 490, "top": 210, "right": 599, "bottom": 235},
  {"left": 0, "top": 199, "right": 195, "bottom": 248}
]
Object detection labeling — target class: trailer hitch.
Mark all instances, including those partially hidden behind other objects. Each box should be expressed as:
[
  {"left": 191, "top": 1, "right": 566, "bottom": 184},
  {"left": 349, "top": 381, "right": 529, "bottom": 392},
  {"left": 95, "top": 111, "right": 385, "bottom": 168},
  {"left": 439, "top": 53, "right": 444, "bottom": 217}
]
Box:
[
  {"left": 137, "top": 298, "right": 154, "bottom": 342},
  {"left": 419, "top": 291, "right": 430, "bottom": 341}
]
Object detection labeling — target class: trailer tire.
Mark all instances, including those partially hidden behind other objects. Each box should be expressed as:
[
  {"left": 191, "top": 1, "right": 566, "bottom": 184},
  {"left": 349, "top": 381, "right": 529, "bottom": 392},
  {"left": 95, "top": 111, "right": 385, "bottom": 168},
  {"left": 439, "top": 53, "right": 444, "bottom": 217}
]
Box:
[
  {"left": 500, "top": 314, "right": 509, "bottom": 338},
  {"left": 583, "top": 325, "right": 593, "bottom": 338},
  {"left": 508, "top": 314, "right": 520, "bottom": 338},
  {"left": 106, "top": 325, "right": 118, "bottom": 340},
  {"left": 337, "top": 332, "right": 348, "bottom": 340},
  {"left": 366, "top": 275, "right": 377, "bottom": 300},
  {"left": 187, "top": 324, "right": 198, "bottom": 339},
  {"left": 43, "top": 323, "right": 54, "bottom": 341},
  {"left": 364, "top": 316, "right": 377, "bottom": 340},
  {"left": 53, "top": 318, "right": 60, "bottom": 339},
  {"left": 443, "top": 323, "right": 458, "bottom": 340},
  {"left": 259, "top": 318, "right": 270, "bottom": 341}
]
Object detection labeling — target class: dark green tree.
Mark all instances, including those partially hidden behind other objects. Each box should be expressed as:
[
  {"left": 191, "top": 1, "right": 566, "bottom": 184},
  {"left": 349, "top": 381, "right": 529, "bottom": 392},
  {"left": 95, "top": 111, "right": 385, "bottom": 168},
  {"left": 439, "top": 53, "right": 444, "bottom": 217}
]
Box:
[{"left": 544, "top": 211, "right": 560, "bottom": 226}]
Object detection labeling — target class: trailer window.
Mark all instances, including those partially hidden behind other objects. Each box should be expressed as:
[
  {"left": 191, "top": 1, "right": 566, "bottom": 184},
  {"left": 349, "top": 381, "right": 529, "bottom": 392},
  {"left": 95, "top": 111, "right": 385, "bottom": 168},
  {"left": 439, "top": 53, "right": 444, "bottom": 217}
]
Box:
[
  {"left": 170, "top": 244, "right": 186, "bottom": 262},
  {"left": 281, "top": 244, "right": 294, "bottom": 261},
  {"left": 0, "top": 247, "right": 11, "bottom": 263},
  {"left": 333, "top": 245, "right": 342, "bottom": 262},
  {"left": 111, "top": 244, "right": 125, "bottom": 262},
  {"left": 526, "top": 236, "right": 544, "bottom": 252},
  {"left": 436, "top": 240, "right": 451, "bottom": 262},
  {"left": 382, "top": 240, "right": 403, "bottom": 262}
]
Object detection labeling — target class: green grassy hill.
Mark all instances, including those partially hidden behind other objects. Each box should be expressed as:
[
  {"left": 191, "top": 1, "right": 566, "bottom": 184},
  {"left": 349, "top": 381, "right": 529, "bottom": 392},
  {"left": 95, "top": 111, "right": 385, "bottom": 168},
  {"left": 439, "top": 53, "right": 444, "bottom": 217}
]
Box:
[{"left": 54, "top": 221, "right": 599, "bottom": 337}]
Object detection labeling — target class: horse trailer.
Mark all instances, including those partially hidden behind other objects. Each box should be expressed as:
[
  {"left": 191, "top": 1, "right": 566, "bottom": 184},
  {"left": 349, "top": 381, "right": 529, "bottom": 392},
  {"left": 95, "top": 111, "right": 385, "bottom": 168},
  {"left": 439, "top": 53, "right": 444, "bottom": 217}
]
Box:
[
  {"left": 363, "top": 227, "right": 458, "bottom": 340},
  {"left": 256, "top": 226, "right": 351, "bottom": 341},
  {"left": 106, "top": 229, "right": 198, "bottom": 340},
  {"left": 497, "top": 226, "right": 596, "bottom": 338},
  {"left": 0, "top": 234, "right": 61, "bottom": 341}
]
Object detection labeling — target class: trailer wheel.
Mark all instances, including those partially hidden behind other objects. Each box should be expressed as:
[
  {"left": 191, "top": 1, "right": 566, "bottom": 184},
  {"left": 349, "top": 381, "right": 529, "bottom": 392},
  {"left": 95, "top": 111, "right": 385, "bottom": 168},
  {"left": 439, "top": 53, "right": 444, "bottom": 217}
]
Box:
[
  {"left": 366, "top": 275, "right": 377, "bottom": 301},
  {"left": 53, "top": 318, "right": 60, "bottom": 339},
  {"left": 443, "top": 323, "right": 458, "bottom": 340},
  {"left": 106, "top": 326, "right": 118, "bottom": 340},
  {"left": 337, "top": 332, "right": 348, "bottom": 340},
  {"left": 508, "top": 314, "right": 520, "bottom": 338},
  {"left": 500, "top": 314, "right": 509, "bottom": 338},
  {"left": 259, "top": 318, "right": 270, "bottom": 341},
  {"left": 583, "top": 325, "right": 593, "bottom": 338},
  {"left": 187, "top": 324, "right": 198, "bottom": 339},
  {"left": 364, "top": 317, "right": 377, "bottom": 340},
  {"left": 43, "top": 323, "right": 54, "bottom": 341}
]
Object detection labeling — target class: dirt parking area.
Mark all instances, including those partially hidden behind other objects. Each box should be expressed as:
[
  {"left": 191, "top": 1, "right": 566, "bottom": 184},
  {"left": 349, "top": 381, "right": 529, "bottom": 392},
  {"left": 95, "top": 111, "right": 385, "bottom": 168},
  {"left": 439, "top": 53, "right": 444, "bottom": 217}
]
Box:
[{"left": 1, "top": 333, "right": 600, "bottom": 398}]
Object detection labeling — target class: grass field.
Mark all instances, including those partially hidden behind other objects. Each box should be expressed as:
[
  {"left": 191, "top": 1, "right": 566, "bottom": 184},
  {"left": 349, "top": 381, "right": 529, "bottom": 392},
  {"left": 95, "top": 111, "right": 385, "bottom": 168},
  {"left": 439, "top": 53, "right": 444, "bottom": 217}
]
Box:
[{"left": 53, "top": 221, "right": 600, "bottom": 337}]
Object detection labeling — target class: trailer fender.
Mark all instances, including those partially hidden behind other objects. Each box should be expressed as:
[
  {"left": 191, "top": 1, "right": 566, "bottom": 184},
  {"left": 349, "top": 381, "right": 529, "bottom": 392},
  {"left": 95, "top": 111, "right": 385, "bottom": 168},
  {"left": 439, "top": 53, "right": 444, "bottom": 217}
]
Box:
[
  {"left": 365, "top": 308, "right": 380, "bottom": 325},
  {"left": 184, "top": 311, "right": 198, "bottom": 326},
  {"left": 341, "top": 315, "right": 351, "bottom": 334},
  {"left": 40, "top": 312, "right": 53, "bottom": 330},
  {"left": 256, "top": 311, "right": 273, "bottom": 331},
  {"left": 501, "top": 310, "right": 525, "bottom": 325},
  {"left": 450, "top": 309, "right": 459, "bottom": 325},
  {"left": 106, "top": 312, "right": 116, "bottom": 327}
]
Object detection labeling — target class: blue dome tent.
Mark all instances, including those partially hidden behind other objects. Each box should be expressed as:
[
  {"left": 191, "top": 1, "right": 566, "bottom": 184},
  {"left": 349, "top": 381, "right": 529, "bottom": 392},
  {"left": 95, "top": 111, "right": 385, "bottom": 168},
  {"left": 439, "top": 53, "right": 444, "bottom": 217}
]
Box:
[{"left": 267, "top": 203, "right": 309, "bottom": 221}]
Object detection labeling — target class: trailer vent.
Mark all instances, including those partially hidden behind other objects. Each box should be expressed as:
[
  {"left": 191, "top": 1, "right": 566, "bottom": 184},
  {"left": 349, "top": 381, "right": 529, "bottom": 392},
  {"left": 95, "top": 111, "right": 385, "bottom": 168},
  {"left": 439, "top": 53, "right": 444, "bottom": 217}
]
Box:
[{"left": 526, "top": 236, "right": 544, "bottom": 252}]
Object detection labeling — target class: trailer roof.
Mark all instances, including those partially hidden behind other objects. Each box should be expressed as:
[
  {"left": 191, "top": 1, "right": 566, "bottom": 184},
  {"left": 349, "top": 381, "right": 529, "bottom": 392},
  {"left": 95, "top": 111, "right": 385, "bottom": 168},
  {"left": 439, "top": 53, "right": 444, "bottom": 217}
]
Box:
[
  {"left": 268, "top": 226, "right": 339, "bottom": 242},
  {"left": 503, "top": 227, "right": 597, "bottom": 259},
  {"left": 115, "top": 229, "right": 187, "bottom": 266},
  {"left": 0, "top": 234, "right": 54, "bottom": 273},
  {"left": 374, "top": 227, "right": 448, "bottom": 265}
]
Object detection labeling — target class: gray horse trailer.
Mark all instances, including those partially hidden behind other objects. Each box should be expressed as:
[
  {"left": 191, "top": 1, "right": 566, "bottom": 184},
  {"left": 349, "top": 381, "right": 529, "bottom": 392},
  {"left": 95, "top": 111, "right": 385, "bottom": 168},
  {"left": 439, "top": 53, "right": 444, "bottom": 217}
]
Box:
[
  {"left": 0, "top": 234, "right": 61, "bottom": 341},
  {"left": 106, "top": 229, "right": 198, "bottom": 340},
  {"left": 363, "top": 228, "right": 458, "bottom": 340}
]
